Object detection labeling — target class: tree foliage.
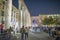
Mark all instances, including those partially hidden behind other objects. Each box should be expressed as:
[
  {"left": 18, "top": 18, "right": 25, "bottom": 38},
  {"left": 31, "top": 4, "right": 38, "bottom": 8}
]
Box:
[
  {"left": 43, "top": 16, "right": 53, "bottom": 25},
  {"left": 43, "top": 16, "right": 60, "bottom": 25}
]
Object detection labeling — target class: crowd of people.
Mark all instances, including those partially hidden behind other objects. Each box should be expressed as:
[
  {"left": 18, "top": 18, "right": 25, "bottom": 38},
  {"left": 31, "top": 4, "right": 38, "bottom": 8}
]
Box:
[
  {"left": 0, "top": 23, "right": 29, "bottom": 40},
  {"left": 0, "top": 23, "right": 60, "bottom": 40}
]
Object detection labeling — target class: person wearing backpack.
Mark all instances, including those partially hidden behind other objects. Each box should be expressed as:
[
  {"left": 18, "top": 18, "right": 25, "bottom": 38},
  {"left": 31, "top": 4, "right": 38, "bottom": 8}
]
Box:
[{"left": 25, "top": 27, "right": 29, "bottom": 40}]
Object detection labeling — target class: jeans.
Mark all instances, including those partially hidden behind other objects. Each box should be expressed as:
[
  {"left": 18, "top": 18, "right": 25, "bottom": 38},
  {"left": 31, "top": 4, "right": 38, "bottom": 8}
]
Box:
[
  {"left": 0, "top": 29, "right": 3, "bottom": 34},
  {"left": 48, "top": 30, "right": 51, "bottom": 36},
  {"left": 25, "top": 33, "right": 28, "bottom": 40},
  {"left": 21, "top": 33, "right": 24, "bottom": 40}
]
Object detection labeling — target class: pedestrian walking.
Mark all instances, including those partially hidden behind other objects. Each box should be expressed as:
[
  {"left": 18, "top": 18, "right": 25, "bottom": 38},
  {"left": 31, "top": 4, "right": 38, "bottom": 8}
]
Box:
[
  {"left": 20, "top": 26, "right": 25, "bottom": 40},
  {"left": 25, "top": 27, "right": 29, "bottom": 40},
  {"left": 7, "top": 26, "right": 13, "bottom": 39},
  {"left": 0, "top": 23, "right": 3, "bottom": 34},
  {"left": 48, "top": 27, "right": 51, "bottom": 36},
  {"left": 8, "top": 26, "right": 13, "bottom": 34}
]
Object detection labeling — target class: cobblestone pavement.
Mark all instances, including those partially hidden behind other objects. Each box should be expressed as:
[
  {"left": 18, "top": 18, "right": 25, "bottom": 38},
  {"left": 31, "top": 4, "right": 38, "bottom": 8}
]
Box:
[
  {"left": 0, "top": 31, "right": 55, "bottom": 40},
  {"left": 14, "top": 31, "right": 55, "bottom": 40}
]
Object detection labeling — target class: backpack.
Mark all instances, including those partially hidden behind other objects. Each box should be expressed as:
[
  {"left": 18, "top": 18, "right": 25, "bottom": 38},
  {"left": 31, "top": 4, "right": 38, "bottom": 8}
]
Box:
[{"left": 25, "top": 28, "right": 28, "bottom": 33}]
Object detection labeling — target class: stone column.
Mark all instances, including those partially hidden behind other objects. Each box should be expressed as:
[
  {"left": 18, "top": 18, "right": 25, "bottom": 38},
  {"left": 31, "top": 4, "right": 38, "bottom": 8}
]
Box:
[
  {"left": 18, "top": 0, "right": 22, "bottom": 28},
  {"left": 7, "top": 0, "right": 12, "bottom": 28}
]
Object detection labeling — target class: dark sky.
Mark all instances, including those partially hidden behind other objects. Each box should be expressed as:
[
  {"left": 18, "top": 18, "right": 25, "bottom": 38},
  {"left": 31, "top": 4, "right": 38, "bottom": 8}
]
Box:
[
  {"left": 13, "top": 0, "right": 60, "bottom": 16},
  {"left": 12, "top": 0, "right": 18, "bottom": 9}
]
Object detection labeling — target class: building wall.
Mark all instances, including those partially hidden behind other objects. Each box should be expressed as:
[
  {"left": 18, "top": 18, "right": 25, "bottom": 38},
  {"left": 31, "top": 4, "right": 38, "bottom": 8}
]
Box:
[
  {"left": 0, "top": 0, "right": 2, "bottom": 23},
  {"left": 18, "top": 0, "right": 31, "bottom": 27},
  {"left": 12, "top": 5, "right": 20, "bottom": 33},
  {"left": 0, "top": 0, "right": 8, "bottom": 29}
]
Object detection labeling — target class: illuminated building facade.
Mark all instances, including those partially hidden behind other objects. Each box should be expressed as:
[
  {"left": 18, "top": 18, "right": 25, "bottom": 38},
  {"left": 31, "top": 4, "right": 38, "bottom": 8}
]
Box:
[
  {"left": 0, "top": 0, "right": 8, "bottom": 29},
  {"left": 18, "top": 0, "right": 31, "bottom": 28}
]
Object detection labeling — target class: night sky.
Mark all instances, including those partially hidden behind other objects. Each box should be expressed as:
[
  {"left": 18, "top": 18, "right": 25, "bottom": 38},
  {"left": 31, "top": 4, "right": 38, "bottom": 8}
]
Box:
[
  {"left": 12, "top": 0, "right": 18, "bottom": 9},
  {"left": 13, "top": 0, "right": 60, "bottom": 16}
]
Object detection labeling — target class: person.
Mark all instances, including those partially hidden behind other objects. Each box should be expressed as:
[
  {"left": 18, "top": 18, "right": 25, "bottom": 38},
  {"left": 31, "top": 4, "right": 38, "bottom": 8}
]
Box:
[
  {"left": 48, "top": 27, "right": 51, "bottom": 36},
  {"left": 20, "top": 26, "right": 25, "bottom": 40},
  {"left": 25, "top": 27, "right": 29, "bottom": 40},
  {"left": 7, "top": 26, "right": 13, "bottom": 39},
  {"left": 0, "top": 23, "right": 3, "bottom": 34},
  {"left": 8, "top": 26, "right": 13, "bottom": 34}
]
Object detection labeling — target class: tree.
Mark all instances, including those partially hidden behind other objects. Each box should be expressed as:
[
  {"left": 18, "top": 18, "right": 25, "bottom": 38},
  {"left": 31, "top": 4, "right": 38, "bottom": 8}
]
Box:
[
  {"left": 42, "top": 16, "right": 60, "bottom": 25},
  {"left": 42, "top": 16, "right": 53, "bottom": 25},
  {"left": 56, "top": 20, "right": 60, "bottom": 25},
  {"left": 53, "top": 16, "right": 60, "bottom": 25},
  {"left": 55, "top": 17, "right": 60, "bottom": 25}
]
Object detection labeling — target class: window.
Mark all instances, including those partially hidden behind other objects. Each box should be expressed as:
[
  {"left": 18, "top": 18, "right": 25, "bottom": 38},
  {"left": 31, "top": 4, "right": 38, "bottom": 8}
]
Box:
[
  {"left": 2, "top": 1, "right": 5, "bottom": 5},
  {"left": 1, "top": 17, "right": 4, "bottom": 24},
  {"left": 3, "top": 5, "right": 4, "bottom": 9},
  {"left": 1, "top": 11, "right": 4, "bottom": 16},
  {"left": 6, "top": 0, "right": 7, "bottom": 1}
]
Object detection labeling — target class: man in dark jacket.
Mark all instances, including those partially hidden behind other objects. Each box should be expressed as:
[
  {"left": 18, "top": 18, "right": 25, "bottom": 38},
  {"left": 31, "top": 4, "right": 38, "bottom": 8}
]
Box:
[{"left": 20, "top": 26, "right": 25, "bottom": 40}]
